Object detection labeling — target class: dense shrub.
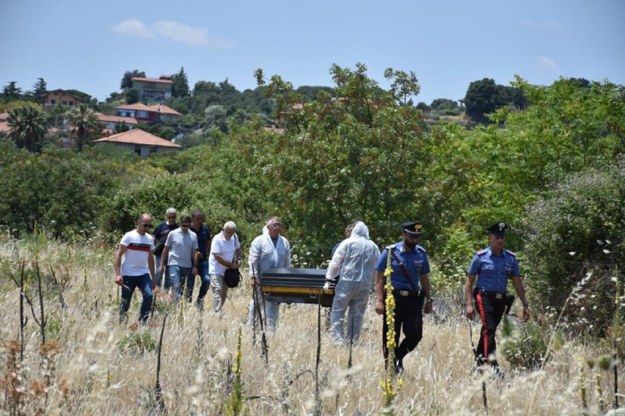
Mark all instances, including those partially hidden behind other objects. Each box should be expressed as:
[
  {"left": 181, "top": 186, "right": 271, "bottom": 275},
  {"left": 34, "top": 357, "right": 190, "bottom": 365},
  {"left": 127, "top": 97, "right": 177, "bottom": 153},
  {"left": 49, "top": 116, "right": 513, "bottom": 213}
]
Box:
[
  {"left": 523, "top": 161, "right": 625, "bottom": 335},
  {"left": 102, "top": 170, "right": 259, "bottom": 247},
  {"left": 500, "top": 316, "right": 550, "bottom": 369}
]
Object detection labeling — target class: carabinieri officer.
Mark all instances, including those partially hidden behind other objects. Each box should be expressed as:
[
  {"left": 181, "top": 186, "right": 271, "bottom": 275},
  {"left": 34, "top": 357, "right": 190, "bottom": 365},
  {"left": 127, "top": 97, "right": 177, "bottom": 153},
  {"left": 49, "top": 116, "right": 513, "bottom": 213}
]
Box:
[
  {"left": 464, "top": 222, "right": 530, "bottom": 370},
  {"left": 375, "top": 221, "right": 433, "bottom": 374}
]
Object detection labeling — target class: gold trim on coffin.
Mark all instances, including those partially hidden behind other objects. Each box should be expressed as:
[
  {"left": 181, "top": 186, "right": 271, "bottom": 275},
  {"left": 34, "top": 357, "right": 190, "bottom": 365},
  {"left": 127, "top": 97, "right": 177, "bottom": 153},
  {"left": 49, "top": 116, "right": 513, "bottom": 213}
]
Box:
[{"left": 261, "top": 286, "right": 335, "bottom": 295}]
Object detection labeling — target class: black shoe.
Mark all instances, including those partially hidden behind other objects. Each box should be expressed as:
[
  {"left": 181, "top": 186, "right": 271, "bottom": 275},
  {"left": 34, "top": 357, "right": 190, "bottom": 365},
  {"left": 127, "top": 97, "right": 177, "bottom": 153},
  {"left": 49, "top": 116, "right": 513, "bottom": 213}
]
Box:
[
  {"left": 490, "top": 365, "right": 504, "bottom": 379},
  {"left": 394, "top": 357, "right": 404, "bottom": 375}
]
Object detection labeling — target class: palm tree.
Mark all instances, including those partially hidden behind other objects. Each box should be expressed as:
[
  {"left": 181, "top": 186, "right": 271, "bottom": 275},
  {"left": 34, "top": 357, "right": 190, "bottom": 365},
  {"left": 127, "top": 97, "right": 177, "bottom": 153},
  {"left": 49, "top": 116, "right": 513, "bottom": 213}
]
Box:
[
  {"left": 66, "top": 104, "right": 101, "bottom": 151},
  {"left": 7, "top": 106, "right": 47, "bottom": 152}
]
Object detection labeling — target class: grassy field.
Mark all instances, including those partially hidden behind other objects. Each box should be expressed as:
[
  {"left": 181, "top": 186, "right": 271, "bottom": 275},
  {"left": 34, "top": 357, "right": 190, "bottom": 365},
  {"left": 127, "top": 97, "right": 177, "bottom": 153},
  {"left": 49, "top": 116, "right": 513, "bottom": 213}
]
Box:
[{"left": 0, "top": 236, "right": 622, "bottom": 415}]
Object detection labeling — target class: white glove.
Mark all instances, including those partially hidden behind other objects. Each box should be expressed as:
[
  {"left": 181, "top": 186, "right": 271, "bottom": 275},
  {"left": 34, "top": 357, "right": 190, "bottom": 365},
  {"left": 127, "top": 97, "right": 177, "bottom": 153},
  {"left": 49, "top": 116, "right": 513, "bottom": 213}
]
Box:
[{"left": 323, "top": 281, "right": 331, "bottom": 291}]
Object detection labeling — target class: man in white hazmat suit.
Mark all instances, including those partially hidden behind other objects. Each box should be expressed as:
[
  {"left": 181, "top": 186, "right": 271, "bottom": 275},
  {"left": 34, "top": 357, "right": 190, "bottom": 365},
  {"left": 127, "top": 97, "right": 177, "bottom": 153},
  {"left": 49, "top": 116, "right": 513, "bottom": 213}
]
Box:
[
  {"left": 248, "top": 216, "right": 291, "bottom": 329},
  {"left": 323, "top": 221, "right": 380, "bottom": 344}
]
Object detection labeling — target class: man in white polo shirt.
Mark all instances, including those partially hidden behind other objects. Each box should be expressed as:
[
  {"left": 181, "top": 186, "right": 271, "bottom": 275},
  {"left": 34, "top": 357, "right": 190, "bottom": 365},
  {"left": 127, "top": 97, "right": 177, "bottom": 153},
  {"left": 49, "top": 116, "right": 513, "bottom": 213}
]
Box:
[
  {"left": 114, "top": 213, "right": 156, "bottom": 324},
  {"left": 209, "top": 221, "right": 242, "bottom": 312}
]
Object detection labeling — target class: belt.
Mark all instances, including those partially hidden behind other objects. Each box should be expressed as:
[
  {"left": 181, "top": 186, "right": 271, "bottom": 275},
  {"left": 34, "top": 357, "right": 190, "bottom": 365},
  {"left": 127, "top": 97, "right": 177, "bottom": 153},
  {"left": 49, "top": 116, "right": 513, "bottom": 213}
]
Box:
[
  {"left": 392, "top": 289, "right": 420, "bottom": 297},
  {"left": 476, "top": 288, "right": 506, "bottom": 300}
]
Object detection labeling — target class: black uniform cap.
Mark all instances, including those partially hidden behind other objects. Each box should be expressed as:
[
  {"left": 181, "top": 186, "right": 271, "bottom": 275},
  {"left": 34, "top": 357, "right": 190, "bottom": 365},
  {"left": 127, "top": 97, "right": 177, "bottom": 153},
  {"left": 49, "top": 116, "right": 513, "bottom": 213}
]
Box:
[
  {"left": 402, "top": 221, "right": 423, "bottom": 237},
  {"left": 487, "top": 222, "right": 508, "bottom": 236}
]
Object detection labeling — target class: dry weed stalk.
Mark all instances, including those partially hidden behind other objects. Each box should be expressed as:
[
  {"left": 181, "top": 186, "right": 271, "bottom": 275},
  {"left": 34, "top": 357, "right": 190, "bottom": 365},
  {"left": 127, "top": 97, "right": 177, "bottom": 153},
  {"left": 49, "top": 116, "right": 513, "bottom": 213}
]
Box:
[
  {"left": 153, "top": 314, "right": 167, "bottom": 414},
  {"left": 2, "top": 339, "right": 24, "bottom": 416},
  {"left": 8, "top": 262, "right": 27, "bottom": 361}
]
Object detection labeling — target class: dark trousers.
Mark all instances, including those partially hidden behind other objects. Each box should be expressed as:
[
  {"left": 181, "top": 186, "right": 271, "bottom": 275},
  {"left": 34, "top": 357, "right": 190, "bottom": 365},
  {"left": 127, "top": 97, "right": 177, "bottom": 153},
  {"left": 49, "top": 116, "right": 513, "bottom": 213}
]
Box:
[
  {"left": 383, "top": 294, "right": 424, "bottom": 364},
  {"left": 196, "top": 259, "right": 210, "bottom": 304},
  {"left": 474, "top": 290, "right": 506, "bottom": 365}
]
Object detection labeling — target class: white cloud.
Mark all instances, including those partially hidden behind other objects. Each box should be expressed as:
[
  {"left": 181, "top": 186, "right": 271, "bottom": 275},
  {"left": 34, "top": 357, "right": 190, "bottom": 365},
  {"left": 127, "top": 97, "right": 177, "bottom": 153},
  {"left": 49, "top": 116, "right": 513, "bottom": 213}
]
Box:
[
  {"left": 111, "top": 18, "right": 155, "bottom": 39},
  {"left": 536, "top": 56, "right": 560, "bottom": 74},
  {"left": 153, "top": 20, "right": 224, "bottom": 47},
  {"left": 112, "top": 18, "right": 230, "bottom": 48}
]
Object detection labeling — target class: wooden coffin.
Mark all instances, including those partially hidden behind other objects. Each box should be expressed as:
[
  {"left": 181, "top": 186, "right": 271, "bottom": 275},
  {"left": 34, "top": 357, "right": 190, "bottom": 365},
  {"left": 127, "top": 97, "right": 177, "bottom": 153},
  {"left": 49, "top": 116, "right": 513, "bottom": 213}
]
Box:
[{"left": 260, "top": 267, "right": 334, "bottom": 307}]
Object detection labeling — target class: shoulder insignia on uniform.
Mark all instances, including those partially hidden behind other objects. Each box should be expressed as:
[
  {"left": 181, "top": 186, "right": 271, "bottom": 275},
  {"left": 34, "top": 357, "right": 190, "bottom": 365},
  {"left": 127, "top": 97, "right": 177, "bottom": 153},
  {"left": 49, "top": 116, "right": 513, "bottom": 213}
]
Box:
[
  {"left": 505, "top": 249, "right": 516, "bottom": 256},
  {"left": 417, "top": 245, "right": 427, "bottom": 253},
  {"left": 476, "top": 249, "right": 488, "bottom": 256}
]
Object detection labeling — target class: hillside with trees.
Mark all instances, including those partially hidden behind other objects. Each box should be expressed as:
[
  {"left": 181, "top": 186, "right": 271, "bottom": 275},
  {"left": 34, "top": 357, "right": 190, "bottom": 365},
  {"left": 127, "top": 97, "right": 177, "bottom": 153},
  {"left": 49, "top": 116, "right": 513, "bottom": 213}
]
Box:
[{"left": 1, "top": 63, "right": 625, "bottom": 414}]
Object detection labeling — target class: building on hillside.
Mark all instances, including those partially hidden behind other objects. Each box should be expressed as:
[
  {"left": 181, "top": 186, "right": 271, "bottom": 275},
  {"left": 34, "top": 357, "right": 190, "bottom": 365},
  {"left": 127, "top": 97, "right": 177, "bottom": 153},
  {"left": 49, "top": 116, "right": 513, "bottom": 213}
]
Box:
[
  {"left": 131, "top": 76, "right": 173, "bottom": 103},
  {"left": 93, "top": 128, "right": 182, "bottom": 156},
  {"left": 41, "top": 89, "right": 84, "bottom": 108},
  {"left": 114, "top": 103, "right": 182, "bottom": 123},
  {"left": 95, "top": 112, "right": 137, "bottom": 135},
  {"left": 153, "top": 104, "right": 183, "bottom": 122}
]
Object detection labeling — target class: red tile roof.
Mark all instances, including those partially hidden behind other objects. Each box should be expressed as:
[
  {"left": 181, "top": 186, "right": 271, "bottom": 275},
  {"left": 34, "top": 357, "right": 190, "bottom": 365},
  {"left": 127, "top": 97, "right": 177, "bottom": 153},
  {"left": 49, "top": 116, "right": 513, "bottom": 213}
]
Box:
[
  {"left": 131, "top": 77, "right": 173, "bottom": 84},
  {"left": 115, "top": 103, "right": 152, "bottom": 111},
  {"left": 149, "top": 104, "right": 181, "bottom": 116},
  {"left": 95, "top": 112, "right": 138, "bottom": 125},
  {"left": 93, "top": 129, "right": 181, "bottom": 148}
]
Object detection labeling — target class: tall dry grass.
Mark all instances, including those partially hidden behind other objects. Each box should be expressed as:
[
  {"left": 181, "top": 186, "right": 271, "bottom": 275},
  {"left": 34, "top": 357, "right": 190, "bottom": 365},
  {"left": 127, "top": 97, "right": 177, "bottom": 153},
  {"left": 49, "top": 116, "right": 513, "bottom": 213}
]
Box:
[{"left": 0, "top": 236, "right": 622, "bottom": 415}]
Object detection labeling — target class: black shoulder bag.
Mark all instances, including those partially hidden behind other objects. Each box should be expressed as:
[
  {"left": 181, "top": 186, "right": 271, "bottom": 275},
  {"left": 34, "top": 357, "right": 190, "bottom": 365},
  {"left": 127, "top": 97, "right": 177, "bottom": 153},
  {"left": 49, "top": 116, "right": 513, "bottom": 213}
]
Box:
[{"left": 224, "top": 234, "right": 241, "bottom": 288}]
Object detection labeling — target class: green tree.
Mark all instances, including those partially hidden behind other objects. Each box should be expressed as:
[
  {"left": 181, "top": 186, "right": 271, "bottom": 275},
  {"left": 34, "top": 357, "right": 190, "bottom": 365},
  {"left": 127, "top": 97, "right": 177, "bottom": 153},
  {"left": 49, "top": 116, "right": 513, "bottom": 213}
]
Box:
[
  {"left": 295, "top": 86, "right": 335, "bottom": 102},
  {"left": 66, "top": 104, "right": 101, "bottom": 151},
  {"left": 7, "top": 106, "right": 47, "bottom": 152},
  {"left": 464, "top": 78, "right": 498, "bottom": 122},
  {"left": 171, "top": 67, "right": 190, "bottom": 98},
  {"left": 465, "top": 78, "right": 525, "bottom": 122},
  {"left": 120, "top": 69, "right": 146, "bottom": 90},
  {"left": 31, "top": 78, "right": 48, "bottom": 104},
  {"left": 251, "top": 64, "right": 428, "bottom": 263},
  {"left": 430, "top": 98, "right": 458, "bottom": 111},
  {"left": 384, "top": 67, "right": 420, "bottom": 105},
  {"left": 3, "top": 81, "right": 23, "bottom": 99},
  {"left": 416, "top": 102, "right": 431, "bottom": 112},
  {"left": 126, "top": 88, "right": 139, "bottom": 104},
  {"left": 204, "top": 104, "right": 227, "bottom": 131},
  {"left": 329, "top": 63, "right": 382, "bottom": 126}
]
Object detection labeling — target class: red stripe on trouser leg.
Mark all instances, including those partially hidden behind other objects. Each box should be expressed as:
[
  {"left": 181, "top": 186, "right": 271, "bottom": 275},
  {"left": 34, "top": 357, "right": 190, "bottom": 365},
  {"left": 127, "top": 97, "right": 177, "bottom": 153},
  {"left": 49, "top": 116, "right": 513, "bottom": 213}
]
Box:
[{"left": 476, "top": 293, "right": 488, "bottom": 359}]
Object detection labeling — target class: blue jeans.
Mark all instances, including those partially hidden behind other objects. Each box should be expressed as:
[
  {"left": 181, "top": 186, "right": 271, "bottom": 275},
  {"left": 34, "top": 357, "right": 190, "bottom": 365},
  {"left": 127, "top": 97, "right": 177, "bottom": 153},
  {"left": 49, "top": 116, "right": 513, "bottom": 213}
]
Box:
[
  {"left": 195, "top": 259, "right": 210, "bottom": 305},
  {"left": 154, "top": 254, "right": 171, "bottom": 289},
  {"left": 169, "top": 265, "right": 192, "bottom": 301},
  {"left": 120, "top": 273, "right": 154, "bottom": 323}
]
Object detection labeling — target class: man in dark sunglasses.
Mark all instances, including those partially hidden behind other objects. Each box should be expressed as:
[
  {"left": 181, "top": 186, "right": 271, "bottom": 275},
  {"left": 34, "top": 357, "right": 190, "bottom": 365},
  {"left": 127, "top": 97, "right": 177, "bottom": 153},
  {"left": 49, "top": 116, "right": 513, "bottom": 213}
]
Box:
[
  {"left": 160, "top": 214, "right": 199, "bottom": 301},
  {"left": 114, "top": 213, "right": 156, "bottom": 324}
]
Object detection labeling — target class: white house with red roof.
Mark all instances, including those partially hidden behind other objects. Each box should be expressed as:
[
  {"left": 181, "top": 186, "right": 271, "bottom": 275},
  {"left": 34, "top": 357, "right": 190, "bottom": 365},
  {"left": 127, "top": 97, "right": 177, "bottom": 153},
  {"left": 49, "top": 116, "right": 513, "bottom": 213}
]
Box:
[
  {"left": 93, "top": 129, "right": 181, "bottom": 156},
  {"left": 95, "top": 112, "right": 137, "bottom": 135},
  {"left": 115, "top": 103, "right": 182, "bottom": 123},
  {"left": 131, "top": 76, "right": 172, "bottom": 103}
]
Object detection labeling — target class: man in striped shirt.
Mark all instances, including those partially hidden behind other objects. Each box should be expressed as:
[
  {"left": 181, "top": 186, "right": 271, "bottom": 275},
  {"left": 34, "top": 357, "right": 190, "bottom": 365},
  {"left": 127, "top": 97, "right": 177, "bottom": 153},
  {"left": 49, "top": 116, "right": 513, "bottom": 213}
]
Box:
[{"left": 115, "top": 213, "right": 156, "bottom": 323}]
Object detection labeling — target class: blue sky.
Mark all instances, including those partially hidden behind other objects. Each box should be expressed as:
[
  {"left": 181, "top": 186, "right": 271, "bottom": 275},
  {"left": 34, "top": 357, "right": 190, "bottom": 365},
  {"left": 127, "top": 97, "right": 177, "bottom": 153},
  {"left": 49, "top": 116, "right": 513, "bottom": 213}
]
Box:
[{"left": 1, "top": 0, "right": 623, "bottom": 105}]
